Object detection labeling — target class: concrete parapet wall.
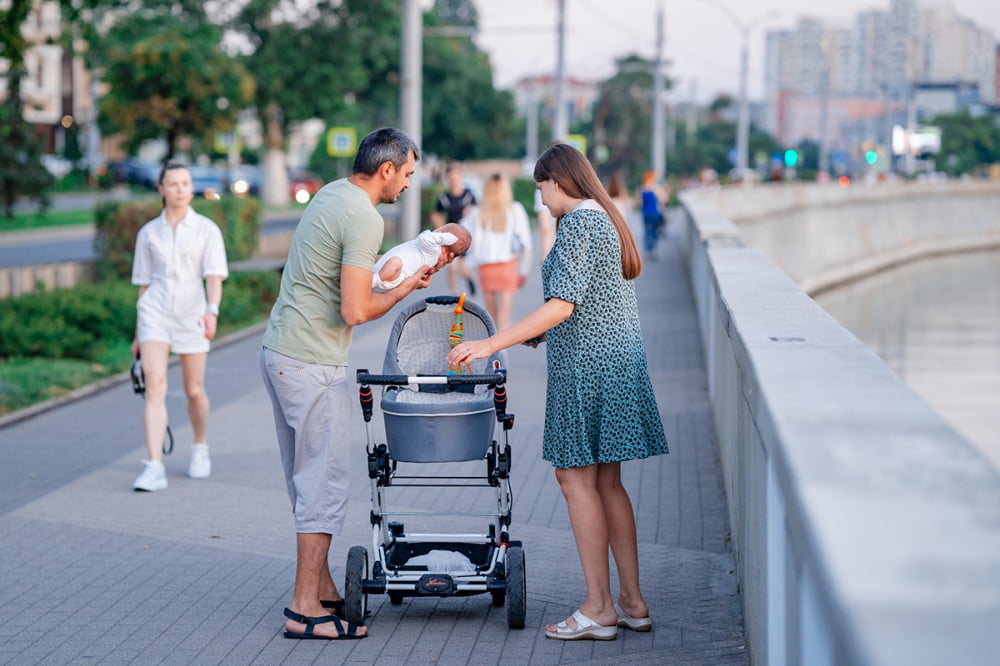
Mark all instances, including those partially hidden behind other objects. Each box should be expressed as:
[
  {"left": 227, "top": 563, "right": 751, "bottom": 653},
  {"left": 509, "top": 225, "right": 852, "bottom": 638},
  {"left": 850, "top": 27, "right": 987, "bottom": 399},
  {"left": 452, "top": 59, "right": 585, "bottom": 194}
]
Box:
[
  {"left": 694, "top": 180, "right": 1000, "bottom": 294},
  {"left": 0, "top": 261, "right": 96, "bottom": 299},
  {"left": 678, "top": 188, "right": 1000, "bottom": 665}
]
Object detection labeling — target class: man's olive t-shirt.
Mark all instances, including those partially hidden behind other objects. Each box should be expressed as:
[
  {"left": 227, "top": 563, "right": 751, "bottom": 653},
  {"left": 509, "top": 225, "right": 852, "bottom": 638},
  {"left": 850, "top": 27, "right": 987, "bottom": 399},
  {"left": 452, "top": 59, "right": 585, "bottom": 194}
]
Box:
[{"left": 262, "top": 178, "right": 382, "bottom": 365}]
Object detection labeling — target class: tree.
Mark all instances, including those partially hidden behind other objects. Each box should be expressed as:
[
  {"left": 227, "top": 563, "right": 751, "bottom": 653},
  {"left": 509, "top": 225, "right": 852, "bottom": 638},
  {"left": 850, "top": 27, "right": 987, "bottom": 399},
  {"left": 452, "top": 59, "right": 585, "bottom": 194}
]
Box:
[
  {"left": 1, "top": 0, "right": 56, "bottom": 215},
  {"left": 930, "top": 110, "right": 1000, "bottom": 175},
  {"left": 229, "top": 0, "right": 390, "bottom": 205},
  {"left": 591, "top": 55, "right": 662, "bottom": 186},
  {"left": 422, "top": 6, "right": 522, "bottom": 160},
  {"left": 94, "top": 9, "right": 254, "bottom": 161}
]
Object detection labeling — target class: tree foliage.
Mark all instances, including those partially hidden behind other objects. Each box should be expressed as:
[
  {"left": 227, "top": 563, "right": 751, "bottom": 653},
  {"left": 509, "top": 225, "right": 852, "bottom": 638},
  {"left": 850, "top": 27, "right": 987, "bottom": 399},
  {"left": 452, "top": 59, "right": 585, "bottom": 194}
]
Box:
[
  {"left": 591, "top": 55, "right": 659, "bottom": 185},
  {"left": 930, "top": 110, "right": 1000, "bottom": 175},
  {"left": 0, "top": 0, "right": 57, "bottom": 214},
  {"left": 94, "top": 9, "right": 254, "bottom": 159},
  {"left": 422, "top": 9, "right": 521, "bottom": 160}
]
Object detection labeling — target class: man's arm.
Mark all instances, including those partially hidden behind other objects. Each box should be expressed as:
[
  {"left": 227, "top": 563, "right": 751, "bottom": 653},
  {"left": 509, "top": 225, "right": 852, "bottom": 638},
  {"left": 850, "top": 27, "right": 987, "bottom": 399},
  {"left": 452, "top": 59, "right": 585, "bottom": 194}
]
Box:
[{"left": 341, "top": 264, "right": 430, "bottom": 326}]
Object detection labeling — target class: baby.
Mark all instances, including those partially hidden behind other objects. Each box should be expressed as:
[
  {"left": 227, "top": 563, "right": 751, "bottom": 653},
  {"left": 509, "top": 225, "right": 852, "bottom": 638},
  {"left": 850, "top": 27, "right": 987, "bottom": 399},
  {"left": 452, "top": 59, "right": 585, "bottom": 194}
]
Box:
[{"left": 372, "top": 222, "right": 472, "bottom": 292}]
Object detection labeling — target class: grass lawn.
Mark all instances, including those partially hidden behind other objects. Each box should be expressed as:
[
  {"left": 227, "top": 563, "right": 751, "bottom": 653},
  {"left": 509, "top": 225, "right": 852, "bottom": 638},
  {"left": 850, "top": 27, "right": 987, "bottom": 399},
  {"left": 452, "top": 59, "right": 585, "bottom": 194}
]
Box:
[{"left": 0, "top": 208, "right": 94, "bottom": 233}]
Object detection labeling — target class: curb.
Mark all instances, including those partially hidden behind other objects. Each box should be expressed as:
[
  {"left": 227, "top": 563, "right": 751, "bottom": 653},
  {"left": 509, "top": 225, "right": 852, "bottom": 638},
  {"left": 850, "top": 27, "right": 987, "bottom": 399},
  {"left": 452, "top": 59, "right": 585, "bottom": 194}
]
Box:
[{"left": 0, "top": 320, "right": 268, "bottom": 430}]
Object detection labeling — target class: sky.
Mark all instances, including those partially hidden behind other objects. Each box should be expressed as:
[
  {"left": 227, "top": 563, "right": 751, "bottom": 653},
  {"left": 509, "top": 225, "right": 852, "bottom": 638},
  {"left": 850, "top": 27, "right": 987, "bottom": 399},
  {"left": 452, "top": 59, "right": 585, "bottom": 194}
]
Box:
[{"left": 471, "top": 0, "right": 1000, "bottom": 102}]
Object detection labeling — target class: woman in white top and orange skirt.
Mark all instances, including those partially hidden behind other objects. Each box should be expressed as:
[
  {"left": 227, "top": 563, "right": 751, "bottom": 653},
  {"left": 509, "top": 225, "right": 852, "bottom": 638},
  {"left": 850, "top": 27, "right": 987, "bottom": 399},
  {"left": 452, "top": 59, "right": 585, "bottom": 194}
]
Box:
[
  {"left": 462, "top": 173, "right": 532, "bottom": 330},
  {"left": 130, "top": 162, "right": 229, "bottom": 492}
]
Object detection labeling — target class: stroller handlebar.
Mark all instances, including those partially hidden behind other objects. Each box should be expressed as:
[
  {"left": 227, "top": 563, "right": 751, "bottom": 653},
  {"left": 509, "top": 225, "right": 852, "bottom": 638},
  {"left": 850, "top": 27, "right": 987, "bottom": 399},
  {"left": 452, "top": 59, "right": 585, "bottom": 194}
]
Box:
[{"left": 356, "top": 368, "right": 506, "bottom": 387}]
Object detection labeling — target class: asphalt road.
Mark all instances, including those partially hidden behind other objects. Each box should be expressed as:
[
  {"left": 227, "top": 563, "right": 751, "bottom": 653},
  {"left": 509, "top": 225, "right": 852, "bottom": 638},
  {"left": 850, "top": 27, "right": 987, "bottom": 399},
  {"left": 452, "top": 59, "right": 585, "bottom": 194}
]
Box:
[{"left": 0, "top": 212, "right": 301, "bottom": 269}]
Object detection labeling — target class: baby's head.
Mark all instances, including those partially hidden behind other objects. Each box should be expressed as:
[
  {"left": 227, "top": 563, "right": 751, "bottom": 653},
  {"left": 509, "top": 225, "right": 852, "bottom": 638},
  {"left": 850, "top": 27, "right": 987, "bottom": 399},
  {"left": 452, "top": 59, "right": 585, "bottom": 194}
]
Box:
[{"left": 435, "top": 223, "right": 471, "bottom": 267}]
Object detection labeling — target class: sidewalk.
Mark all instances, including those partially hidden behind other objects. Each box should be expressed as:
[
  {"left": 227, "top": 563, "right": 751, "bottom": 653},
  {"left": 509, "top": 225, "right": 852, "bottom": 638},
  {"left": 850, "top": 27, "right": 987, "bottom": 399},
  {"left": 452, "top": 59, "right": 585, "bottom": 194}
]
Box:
[{"left": 0, "top": 222, "right": 746, "bottom": 665}]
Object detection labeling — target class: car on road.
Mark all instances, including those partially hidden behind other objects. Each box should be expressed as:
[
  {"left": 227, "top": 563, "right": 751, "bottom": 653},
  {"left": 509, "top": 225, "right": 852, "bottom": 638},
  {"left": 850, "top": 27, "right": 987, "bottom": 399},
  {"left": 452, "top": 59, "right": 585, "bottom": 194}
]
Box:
[
  {"left": 187, "top": 166, "right": 228, "bottom": 197},
  {"left": 289, "top": 169, "right": 323, "bottom": 204}
]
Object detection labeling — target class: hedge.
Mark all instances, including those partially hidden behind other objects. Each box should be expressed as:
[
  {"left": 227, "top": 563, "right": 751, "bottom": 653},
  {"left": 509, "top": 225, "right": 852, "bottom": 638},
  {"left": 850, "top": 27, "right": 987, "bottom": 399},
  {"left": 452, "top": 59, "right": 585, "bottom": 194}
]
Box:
[
  {"left": 0, "top": 271, "right": 280, "bottom": 362},
  {"left": 94, "top": 195, "right": 261, "bottom": 281}
]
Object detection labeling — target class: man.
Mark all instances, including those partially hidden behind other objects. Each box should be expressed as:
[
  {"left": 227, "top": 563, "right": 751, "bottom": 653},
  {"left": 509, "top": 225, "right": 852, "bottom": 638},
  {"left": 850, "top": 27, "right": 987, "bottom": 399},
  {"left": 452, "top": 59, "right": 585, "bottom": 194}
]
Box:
[
  {"left": 260, "top": 128, "right": 428, "bottom": 640},
  {"left": 430, "top": 164, "right": 476, "bottom": 293}
]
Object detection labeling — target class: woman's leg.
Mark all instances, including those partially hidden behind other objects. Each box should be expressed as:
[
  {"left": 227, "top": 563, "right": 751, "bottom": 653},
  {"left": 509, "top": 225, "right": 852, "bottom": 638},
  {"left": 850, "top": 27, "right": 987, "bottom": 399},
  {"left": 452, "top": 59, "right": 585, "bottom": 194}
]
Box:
[
  {"left": 546, "top": 465, "right": 617, "bottom": 630},
  {"left": 179, "top": 352, "right": 209, "bottom": 442},
  {"left": 495, "top": 290, "right": 515, "bottom": 330},
  {"left": 482, "top": 290, "right": 498, "bottom": 326},
  {"left": 139, "top": 341, "right": 171, "bottom": 461},
  {"left": 596, "top": 462, "right": 649, "bottom": 619}
]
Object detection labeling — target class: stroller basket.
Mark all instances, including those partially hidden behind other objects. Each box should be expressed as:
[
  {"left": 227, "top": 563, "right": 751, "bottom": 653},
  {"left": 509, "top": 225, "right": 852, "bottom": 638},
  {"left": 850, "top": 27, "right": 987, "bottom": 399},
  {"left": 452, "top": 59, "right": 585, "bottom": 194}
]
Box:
[{"left": 377, "top": 297, "right": 502, "bottom": 463}]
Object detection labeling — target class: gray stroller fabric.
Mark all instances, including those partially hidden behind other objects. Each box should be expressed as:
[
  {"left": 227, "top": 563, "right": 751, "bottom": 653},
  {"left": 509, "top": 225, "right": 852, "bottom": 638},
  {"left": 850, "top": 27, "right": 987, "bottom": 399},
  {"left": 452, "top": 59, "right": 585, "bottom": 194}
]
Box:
[{"left": 380, "top": 297, "right": 502, "bottom": 462}]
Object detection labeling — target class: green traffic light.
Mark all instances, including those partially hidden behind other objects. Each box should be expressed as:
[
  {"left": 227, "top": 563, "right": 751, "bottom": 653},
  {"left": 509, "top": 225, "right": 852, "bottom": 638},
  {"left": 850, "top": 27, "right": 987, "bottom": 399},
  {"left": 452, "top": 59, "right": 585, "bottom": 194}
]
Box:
[
  {"left": 783, "top": 149, "right": 798, "bottom": 168},
  {"left": 865, "top": 150, "right": 878, "bottom": 165}
]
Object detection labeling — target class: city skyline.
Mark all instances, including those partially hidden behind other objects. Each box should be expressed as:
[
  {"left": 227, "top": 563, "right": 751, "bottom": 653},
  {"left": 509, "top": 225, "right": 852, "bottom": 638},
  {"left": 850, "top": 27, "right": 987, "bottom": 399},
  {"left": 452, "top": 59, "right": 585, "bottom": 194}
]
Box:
[{"left": 474, "top": 0, "right": 1000, "bottom": 102}]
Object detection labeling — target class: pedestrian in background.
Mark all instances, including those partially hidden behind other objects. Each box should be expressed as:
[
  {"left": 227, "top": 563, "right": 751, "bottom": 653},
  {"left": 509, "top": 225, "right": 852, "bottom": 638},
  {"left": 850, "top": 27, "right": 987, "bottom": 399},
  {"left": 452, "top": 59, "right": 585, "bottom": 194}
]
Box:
[
  {"left": 260, "top": 127, "right": 429, "bottom": 641},
  {"left": 462, "top": 173, "right": 533, "bottom": 330},
  {"left": 130, "top": 162, "right": 228, "bottom": 492},
  {"left": 606, "top": 172, "right": 633, "bottom": 224},
  {"left": 637, "top": 171, "right": 667, "bottom": 260},
  {"left": 430, "top": 164, "right": 477, "bottom": 294},
  {"left": 448, "top": 144, "right": 668, "bottom": 641}
]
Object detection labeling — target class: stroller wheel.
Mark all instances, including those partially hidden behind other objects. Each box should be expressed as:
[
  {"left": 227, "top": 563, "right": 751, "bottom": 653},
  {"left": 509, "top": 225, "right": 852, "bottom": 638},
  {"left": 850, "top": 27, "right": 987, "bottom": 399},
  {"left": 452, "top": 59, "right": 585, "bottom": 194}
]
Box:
[
  {"left": 388, "top": 592, "right": 404, "bottom": 605},
  {"left": 506, "top": 546, "right": 526, "bottom": 629},
  {"left": 490, "top": 589, "right": 505, "bottom": 607},
  {"left": 345, "top": 546, "right": 369, "bottom": 625}
]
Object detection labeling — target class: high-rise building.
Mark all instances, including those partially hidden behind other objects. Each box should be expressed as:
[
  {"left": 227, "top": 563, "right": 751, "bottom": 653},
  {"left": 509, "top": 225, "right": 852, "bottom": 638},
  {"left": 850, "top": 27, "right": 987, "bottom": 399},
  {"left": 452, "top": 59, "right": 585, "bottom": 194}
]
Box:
[{"left": 764, "top": 0, "right": 997, "bottom": 157}]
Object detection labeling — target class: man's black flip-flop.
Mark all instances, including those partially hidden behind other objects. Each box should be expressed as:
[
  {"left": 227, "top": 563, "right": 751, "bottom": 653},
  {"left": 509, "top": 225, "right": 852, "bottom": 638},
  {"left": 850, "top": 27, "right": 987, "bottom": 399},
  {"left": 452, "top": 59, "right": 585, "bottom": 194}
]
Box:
[{"left": 283, "top": 608, "right": 365, "bottom": 640}]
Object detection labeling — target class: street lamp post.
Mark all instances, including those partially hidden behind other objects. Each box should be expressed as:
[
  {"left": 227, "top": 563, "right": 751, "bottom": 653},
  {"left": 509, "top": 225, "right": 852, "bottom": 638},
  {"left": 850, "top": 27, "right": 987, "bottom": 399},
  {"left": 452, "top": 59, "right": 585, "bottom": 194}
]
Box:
[{"left": 705, "top": 2, "right": 779, "bottom": 180}]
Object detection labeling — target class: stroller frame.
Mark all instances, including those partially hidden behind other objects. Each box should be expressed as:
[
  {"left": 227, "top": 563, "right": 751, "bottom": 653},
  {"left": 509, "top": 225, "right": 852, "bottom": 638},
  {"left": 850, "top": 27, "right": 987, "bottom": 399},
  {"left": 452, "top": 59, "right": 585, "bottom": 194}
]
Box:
[{"left": 344, "top": 296, "right": 526, "bottom": 629}]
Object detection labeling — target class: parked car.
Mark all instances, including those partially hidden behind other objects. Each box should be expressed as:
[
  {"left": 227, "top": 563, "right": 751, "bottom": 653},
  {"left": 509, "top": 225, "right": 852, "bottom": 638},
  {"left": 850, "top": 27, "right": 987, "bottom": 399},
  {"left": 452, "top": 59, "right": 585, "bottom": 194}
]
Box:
[
  {"left": 187, "top": 166, "right": 228, "bottom": 197},
  {"left": 229, "top": 164, "right": 262, "bottom": 196},
  {"left": 289, "top": 169, "right": 323, "bottom": 204}
]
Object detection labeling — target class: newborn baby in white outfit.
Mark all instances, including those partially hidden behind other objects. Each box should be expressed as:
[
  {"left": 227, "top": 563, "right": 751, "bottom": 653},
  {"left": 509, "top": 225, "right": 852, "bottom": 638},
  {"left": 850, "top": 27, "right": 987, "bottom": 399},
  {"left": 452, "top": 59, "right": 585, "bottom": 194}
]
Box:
[{"left": 373, "top": 222, "right": 472, "bottom": 292}]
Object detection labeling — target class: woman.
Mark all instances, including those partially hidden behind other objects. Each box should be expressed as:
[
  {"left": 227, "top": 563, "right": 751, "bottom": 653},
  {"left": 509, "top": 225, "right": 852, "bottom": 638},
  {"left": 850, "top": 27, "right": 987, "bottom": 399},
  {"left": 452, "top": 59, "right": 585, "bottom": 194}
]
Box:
[
  {"left": 462, "top": 173, "right": 532, "bottom": 330},
  {"left": 605, "top": 172, "right": 632, "bottom": 222},
  {"left": 131, "top": 162, "right": 229, "bottom": 492},
  {"left": 448, "top": 145, "right": 668, "bottom": 640}
]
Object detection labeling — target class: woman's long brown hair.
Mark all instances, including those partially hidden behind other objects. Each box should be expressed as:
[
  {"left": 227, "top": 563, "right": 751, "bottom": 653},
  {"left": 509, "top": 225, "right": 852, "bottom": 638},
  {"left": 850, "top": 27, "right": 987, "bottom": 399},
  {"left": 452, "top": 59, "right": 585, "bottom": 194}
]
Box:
[{"left": 533, "top": 144, "right": 642, "bottom": 280}]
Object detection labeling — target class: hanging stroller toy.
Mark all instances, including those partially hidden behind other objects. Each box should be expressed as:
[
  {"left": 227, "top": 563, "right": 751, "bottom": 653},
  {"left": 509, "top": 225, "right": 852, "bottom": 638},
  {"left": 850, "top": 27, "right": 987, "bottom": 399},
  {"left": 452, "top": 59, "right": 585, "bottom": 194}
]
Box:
[
  {"left": 447, "top": 292, "right": 472, "bottom": 375},
  {"left": 346, "top": 295, "right": 525, "bottom": 629}
]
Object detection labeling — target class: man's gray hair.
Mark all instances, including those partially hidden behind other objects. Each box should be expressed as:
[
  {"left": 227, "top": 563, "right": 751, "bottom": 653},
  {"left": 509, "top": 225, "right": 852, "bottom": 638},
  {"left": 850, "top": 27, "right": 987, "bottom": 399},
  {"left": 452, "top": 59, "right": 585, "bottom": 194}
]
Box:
[{"left": 353, "top": 127, "right": 420, "bottom": 176}]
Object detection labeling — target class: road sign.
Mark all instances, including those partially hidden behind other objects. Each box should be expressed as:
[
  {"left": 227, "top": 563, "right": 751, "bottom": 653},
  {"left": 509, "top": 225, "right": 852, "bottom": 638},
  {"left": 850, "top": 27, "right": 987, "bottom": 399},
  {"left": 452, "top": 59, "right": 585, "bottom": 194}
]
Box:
[
  {"left": 214, "top": 132, "right": 243, "bottom": 154},
  {"left": 327, "top": 127, "right": 357, "bottom": 157},
  {"left": 565, "top": 134, "right": 587, "bottom": 155}
]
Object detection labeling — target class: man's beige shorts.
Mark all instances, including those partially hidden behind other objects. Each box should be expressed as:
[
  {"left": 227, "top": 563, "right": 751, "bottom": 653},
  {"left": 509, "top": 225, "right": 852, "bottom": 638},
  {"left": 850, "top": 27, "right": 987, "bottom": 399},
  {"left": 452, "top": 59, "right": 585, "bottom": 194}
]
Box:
[{"left": 260, "top": 347, "right": 352, "bottom": 535}]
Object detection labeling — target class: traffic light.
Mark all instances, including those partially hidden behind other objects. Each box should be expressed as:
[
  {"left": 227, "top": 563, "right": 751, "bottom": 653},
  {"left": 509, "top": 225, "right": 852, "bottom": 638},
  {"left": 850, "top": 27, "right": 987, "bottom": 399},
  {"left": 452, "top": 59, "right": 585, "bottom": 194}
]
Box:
[
  {"left": 783, "top": 149, "right": 799, "bottom": 168},
  {"left": 865, "top": 150, "right": 878, "bottom": 165}
]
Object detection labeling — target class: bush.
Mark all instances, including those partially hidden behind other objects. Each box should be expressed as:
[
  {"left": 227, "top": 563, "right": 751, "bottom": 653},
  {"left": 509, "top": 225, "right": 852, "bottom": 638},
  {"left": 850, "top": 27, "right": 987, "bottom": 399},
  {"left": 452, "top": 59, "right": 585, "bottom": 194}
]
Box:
[
  {"left": 0, "top": 271, "right": 280, "bottom": 414},
  {"left": 0, "top": 272, "right": 278, "bottom": 363},
  {"left": 194, "top": 196, "right": 262, "bottom": 262},
  {"left": 0, "top": 280, "right": 137, "bottom": 360},
  {"left": 94, "top": 195, "right": 261, "bottom": 280}
]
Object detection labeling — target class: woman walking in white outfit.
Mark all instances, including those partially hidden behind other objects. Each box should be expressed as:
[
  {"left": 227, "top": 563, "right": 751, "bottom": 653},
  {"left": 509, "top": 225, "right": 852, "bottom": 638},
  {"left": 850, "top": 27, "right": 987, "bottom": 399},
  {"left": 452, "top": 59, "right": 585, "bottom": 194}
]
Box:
[{"left": 131, "top": 163, "right": 229, "bottom": 492}]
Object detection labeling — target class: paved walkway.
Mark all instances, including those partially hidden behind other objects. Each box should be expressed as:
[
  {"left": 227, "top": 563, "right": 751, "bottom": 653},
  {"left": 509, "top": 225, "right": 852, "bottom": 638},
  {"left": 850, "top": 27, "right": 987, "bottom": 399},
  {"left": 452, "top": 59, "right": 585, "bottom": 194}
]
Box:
[{"left": 0, "top": 221, "right": 747, "bottom": 664}]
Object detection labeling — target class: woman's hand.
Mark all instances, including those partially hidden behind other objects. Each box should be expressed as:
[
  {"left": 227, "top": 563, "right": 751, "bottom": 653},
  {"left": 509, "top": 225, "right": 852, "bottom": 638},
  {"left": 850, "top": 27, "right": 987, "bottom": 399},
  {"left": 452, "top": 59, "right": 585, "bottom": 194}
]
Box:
[
  {"left": 202, "top": 313, "right": 218, "bottom": 340},
  {"left": 130, "top": 337, "right": 140, "bottom": 358},
  {"left": 447, "top": 338, "right": 494, "bottom": 365},
  {"left": 522, "top": 332, "right": 545, "bottom": 348}
]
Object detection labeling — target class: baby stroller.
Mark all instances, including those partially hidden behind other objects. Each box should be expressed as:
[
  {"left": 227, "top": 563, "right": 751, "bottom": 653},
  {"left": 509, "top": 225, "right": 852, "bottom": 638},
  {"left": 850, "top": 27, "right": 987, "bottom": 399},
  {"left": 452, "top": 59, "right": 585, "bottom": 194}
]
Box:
[{"left": 345, "top": 295, "right": 525, "bottom": 629}]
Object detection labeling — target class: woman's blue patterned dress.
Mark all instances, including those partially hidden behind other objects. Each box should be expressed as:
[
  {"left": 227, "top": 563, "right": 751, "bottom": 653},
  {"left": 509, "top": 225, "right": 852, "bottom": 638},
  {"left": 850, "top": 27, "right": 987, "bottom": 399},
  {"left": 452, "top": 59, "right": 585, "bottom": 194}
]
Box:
[{"left": 540, "top": 206, "right": 669, "bottom": 468}]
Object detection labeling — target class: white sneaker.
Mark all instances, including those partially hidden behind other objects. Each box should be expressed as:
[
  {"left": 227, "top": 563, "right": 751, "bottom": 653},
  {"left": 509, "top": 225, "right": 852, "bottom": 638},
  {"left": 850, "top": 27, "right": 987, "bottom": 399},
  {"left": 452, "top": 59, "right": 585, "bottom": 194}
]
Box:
[
  {"left": 133, "top": 459, "right": 167, "bottom": 492},
  {"left": 188, "top": 443, "right": 211, "bottom": 479}
]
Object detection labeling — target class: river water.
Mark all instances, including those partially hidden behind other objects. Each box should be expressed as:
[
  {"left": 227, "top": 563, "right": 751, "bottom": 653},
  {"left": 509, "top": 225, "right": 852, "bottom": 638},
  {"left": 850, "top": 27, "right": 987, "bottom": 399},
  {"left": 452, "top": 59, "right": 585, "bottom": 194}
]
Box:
[{"left": 814, "top": 250, "right": 1000, "bottom": 471}]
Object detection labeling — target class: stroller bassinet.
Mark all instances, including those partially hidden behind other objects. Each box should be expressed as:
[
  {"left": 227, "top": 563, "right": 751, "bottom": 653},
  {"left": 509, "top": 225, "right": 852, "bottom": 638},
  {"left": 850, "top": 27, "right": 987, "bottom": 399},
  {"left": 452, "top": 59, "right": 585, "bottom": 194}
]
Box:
[{"left": 380, "top": 297, "right": 501, "bottom": 462}]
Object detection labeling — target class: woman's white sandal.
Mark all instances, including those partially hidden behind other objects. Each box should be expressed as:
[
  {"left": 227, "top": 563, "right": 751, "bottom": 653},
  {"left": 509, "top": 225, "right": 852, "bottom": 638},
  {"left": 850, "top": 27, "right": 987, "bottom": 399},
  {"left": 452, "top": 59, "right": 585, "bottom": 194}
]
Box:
[
  {"left": 545, "top": 610, "right": 618, "bottom": 640},
  {"left": 615, "top": 603, "right": 653, "bottom": 632}
]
